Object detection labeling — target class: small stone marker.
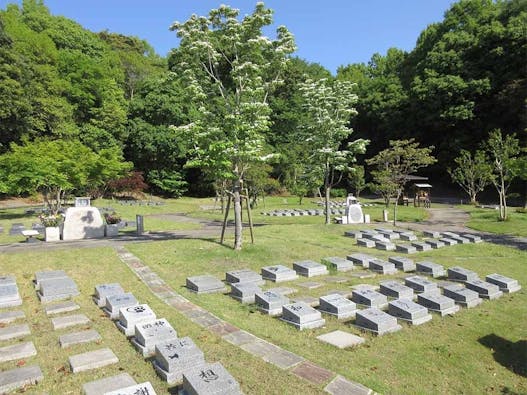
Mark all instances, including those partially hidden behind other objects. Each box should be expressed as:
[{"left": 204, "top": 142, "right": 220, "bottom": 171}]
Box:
[
  {"left": 69, "top": 348, "right": 119, "bottom": 373},
  {"left": 405, "top": 276, "right": 439, "bottom": 294},
  {"left": 44, "top": 300, "right": 80, "bottom": 315},
  {"left": 417, "top": 293, "right": 460, "bottom": 316},
  {"left": 462, "top": 234, "right": 483, "bottom": 243},
  {"left": 105, "top": 382, "right": 157, "bottom": 395},
  {"left": 352, "top": 289, "right": 388, "bottom": 308},
  {"left": 439, "top": 238, "right": 458, "bottom": 246},
  {"left": 379, "top": 281, "right": 414, "bottom": 299},
  {"left": 0, "top": 275, "right": 16, "bottom": 287},
  {"left": 485, "top": 273, "right": 521, "bottom": 293},
  {"left": 292, "top": 260, "right": 329, "bottom": 277},
  {"left": 104, "top": 293, "right": 138, "bottom": 320},
  {"left": 0, "top": 310, "right": 25, "bottom": 324},
  {"left": 321, "top": 257, "right": 354, "bottom": 272},
  {"left": 153, "top": 337, "right": 205, "bottom": 384},
  {"left": 225, "top": 269, "right": 264, "bottom": 285},
  {"left": 411, "top": 242, "right": 432, "bottom": 252},
  {"left": 388, "top": 256, "right": 416, "bottom": 272},
  {"left": 265, "top": 287, "right": 297, "bottom": 296},
  {"left": 465, "top": 279, "right": 503, "bottom": 299},
  {"left": 442, "top": 232, "right": 470, "bottom": 244},
  {"left": 93, "top": 283, "right": 125, "bottom": 307},
  {"left": 355, "top": 307, "right": 402, "bottom": 335},
  {"left": 181, "top": 362, "right": 242, "bottom": 395},
  {"left": 317, "top": 330, "right": 364, "bottom": 349},
  {"left": 0, "top": 323, "right": 31, "bottom": 341},
  {"left": 0, "top": 341, "right": 37, "bottom": 363},
  {"left": 442, "top": 284, "right": 482, "bottom": 308},
  {"left": 83, "top": 373, "right": 137, "bottom": 395},
  {"left": 447, "top": 266, "right": 479, "bottom": 282},
  {"left": 186, "top": 275, "right": 227, "bottom": 294},
  {"left": 344, "top": 230, "right": 363, "bottom": 239},
  {"left": 131, "top": 318, "right": 178, "bottom": 357},
  {"left": 281, "top": 302, "right": 325, "bottom": 330},
  {"left": 318, "top": 294, "right": 357, "bottom": 319},
  {"left": 59, "top": 329, "right": 101, "bottom": 348},
  {"left": 34, "top": 270, "right": 67, "bottom": 290},
  {"left": 356, "top": 238, "right": 375, "bottom": 248},
  {"left": 255, "top": 291, "right": 290, "bottom": 316},
  {"left": 346, "top": 253, "right": 375, "bottom": 268},
  {"left": 261, "top": 265, "right": 298, "bottom": 282},
  {"left": 424, "top": 239, "right": 446, "bottom": 249},
  {"left": 416, "top": 261, "right": 446, "bottom": 278},
  {"left": 51, "top": 313, "right": 90, "bottom": 330},
  {"left": 395, "top": 244, "right": 418, "bottom": 254},
  {"left": 388, "top": 299, "right": 432, "bottom": 325},
  {"left": 0, "top": 365, "right": 43, "bottom": 394},
  {"left": 230, "top": 282, "right": 261, "bottom": 303},
  {"left": 423, "top": 230, "right": 441, "bottom": 238},
  {"left": 369, "top": 259, "right": 397, "bottom": 274},
  {"left": 377, "top": 230, "right": 400, "bottom": 240},
  {"left": 375, "top": 240, "right": 396, "bottom": 251},
  {"left": 399, "top": 232, "right": 418, "bottom": 241},
  {"left": 37, "top": 277, "right": 79, "bottom": 303},
  {"left": 117, "top": 304, "right": 157, "bottom": 336},
  {"left": 292, "top": 295, "right": 319, "bottom": 307},
  {"left": 0, "top": 284, "right": 22, "bottom": 308}
]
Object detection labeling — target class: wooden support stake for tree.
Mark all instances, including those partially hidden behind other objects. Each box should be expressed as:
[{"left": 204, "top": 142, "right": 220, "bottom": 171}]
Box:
[
  {"left": 220, "top": 193, "right": 231, "bottom": 245},
  {"left": 245, "top": 188, "right": 254, "bottom": 244}
]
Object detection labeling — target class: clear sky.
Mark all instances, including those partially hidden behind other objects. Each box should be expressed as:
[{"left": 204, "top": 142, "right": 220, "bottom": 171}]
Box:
[{"left": 0, "top": 0, "right": 456, "bottom": 74}]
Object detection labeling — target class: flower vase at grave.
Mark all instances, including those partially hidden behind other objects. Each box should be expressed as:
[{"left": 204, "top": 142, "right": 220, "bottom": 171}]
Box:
[
  {"left": 105, "top": 224, "right": 119, "bottom": 237},
  {"left": 45, "top": 226, "right": 60, "bottom": 242}
]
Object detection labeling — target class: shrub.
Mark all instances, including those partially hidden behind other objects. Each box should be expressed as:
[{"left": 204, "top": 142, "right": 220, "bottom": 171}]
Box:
[{"left": 104, "top": 212, "right": 121, "bottom": 224}]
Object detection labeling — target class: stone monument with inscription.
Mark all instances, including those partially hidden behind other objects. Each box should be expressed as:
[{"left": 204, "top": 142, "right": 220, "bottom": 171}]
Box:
[
  {"left": 62, "top": 197, "right": 105, "bottom": 240},
  {"left": 341, "top": 194, "right": 364, "bottom": 224}
]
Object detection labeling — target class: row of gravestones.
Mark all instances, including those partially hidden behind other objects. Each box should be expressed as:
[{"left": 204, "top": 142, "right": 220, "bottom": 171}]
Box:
[
  {"left": 5, "top": 221, "right": 136, "bottom": 237},
  {"left": 262, "top": 208, "right": 346, "bottom": 217},
  {"left": 117, "top": 200, "right": 165, "bottom": 206},
  {"left": 94, "top": 283, "right": 243, "bottom": 394},
  {"left": 346, "top": 228, "right": 482, "bottom": 253}
]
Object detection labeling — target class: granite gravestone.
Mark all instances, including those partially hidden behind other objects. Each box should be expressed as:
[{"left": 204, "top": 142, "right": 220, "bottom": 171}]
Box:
[
  {"left": 229, "top": 283, "right": 261, "bottom": 304},
  {"left": 37, "top": 277, "right": 79, "bottom": 303},
  {"left": 153, "top": 337, "right": 205, "bottom": 384},
  {"left": 462, "top": 234, "right": 483, "bottom": 243},
  {"left": 379, "top": 281, "right": 414, "bottom": 299},
  {"left": 424, "top": 239, "right": 446, "bottom": 249},
  {"left": 260, "top": 265, "right": 298, "bottom": 282},
  {"left": 405, "top": 276, "right": 439, "bottom": 294},
  {"left": 465, "top": 279, "right": 503, "bottom": 299},
  {"left": 255, "top": 291, "right": 290, "bottom": 316},
  {"left": 225, "top": 269, "right": 264, "bottom": 286},
  {"left": 376, "top": 230, "right": 400, "bottom": 240},
  {"left": 117, "top": 304, "right": 157, "bottom": 336},
  {"left": 357, "top": 238, "right": 375, "bottom": 248},
  {"left": 439, "top": 238, "right": 458, "bottom": 246},
  {"left": 0, "top": 284, "right": 22, "bottom": 308},
  {"left": 181, "top": 362, "right": 242, "bottom": 395},
  {"left": 395, "top": 244, "right": 418, "bottom": 254},
  {"left": 321, "top": 257, "right": 354, "bottom": 272},
  {"left": 447, "top": 267, "right": 479, "bottom": 282},
  {"left": 34, "top": 270, "right": 68, "bottom": 290},
  {"left": 318, "top": 294, "right": 357, "bottom": 320},
  {"left": 62, "top": 205, "right": 105, "bottom": 241},
  {"left": 104, "top": 293, "right": 139, "bottom": 320},
  {"left": 93, "top": 283, "right": 125, "bottom": 307},
  {"left": 105, "top": 382, "right": 157, "bottom": 395},
  {"left": 346, "top": 253, "right": 375, "bottom": 268},
  {"left": 388, "top": 299, "right": 432, "bottom": 325},
  {"left": 411, "top": 242, "right": 432, "bottom": 252},
  {"left": 351, "top": 289, "right": 388, "bottom": 308},
  {"left": 399, "top": 232, "right": 418, "bottom": 241},
  {"left": 416, "top": 261, "right": 446, "bottom": 278},
  {"left": 281, "top": 302, "right": 326, "bottom": 330},
  {"left": 485, "top": 273, "right": 521, "bottom": 293},
  {"left": 131, "top": 318, "right": 178, "bottom": 357},
  {"left": 355, "top": 307, "right": 402, "bottom": 335},
  {"left": 423, "top": 230, "right": 441, "bottom": 238},
  {"left": 375, "top": 240, "right": 396, "bottom": 251},
  {"left": 292, "top": 260, "right": 329, "bottom": 277},
  {"left": 388, "top": 256, "right": 416, "bottom": 272},
  {"left": 417, "top": 293, "right": 460, "bottom": 316},
  {"left": 186, "top": 275, "right": 226, "bottom": 294},
  {"left": 442, "top": 284, "right": 482, "bottom": 308},
  {"left": 369, "top": 259, "right": 397, "bottom": 275}
]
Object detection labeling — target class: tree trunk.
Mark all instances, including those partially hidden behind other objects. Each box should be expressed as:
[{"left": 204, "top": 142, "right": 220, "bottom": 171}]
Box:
[
  {"left": 393, "top": 191, "right": 400, "bottom": 226},
  {"left": 325, "top": 185, "right": 331, "bottom": 225},
  {"left": 233, "top": 178, "right": 243, "bottom": 250},
  {"left": 470, "top": 193, "right": 477, "bottom": 205}
]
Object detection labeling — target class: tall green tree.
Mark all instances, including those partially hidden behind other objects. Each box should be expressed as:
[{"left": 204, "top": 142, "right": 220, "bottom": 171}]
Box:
[
  {"left": 448, "top": 149, "right": 493, "bottom": 204},
  {"left": 170, "top": 3, "right": 295, "bottom": 249}
]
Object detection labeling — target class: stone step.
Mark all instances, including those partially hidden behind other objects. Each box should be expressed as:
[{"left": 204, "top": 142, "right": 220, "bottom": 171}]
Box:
[
  {"left": 69, "top": 348, "right": 119, "bottom": 373},
  {"left": 0, "top": 323, "right": 31, "bottom": 341},
  {"left": 0, "top": 365, "right": 43, "bottom": 394},
  {"left": 59, "top": 329, "right": 101, "bottom": 348},
  {"left": 0, "top": 341, "right": 37, "bottom": 363},
  {"left": 51, "top": 313, "right": 90, "bottom": 330},
  {"left": 83, "top": 373, "right": 136, "bottom": 395}
]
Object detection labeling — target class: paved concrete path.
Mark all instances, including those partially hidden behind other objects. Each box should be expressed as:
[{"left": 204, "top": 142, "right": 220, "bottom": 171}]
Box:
[{"left": 114, "top": 245, "right": 373, "bottom": 395}]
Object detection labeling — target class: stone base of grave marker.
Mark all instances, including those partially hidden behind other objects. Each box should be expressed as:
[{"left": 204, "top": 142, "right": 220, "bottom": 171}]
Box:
[
  {"left": 281, "top": 302, "right": 326, "bottom": 330},
  {"left": 186, "top": 275, "right": 227, "bottom": 294},
  {"left": 261, "top": 265, "right": 298, "bottom": 282},
  {"left": 292, "top": 261, "right": 329, "bottom": 277},
  {"left": 485, "top": 274, "right": 521, "bottom": 293},
  {"left": 417, "top": 293, "right": 460, "bottom": 316},
  {"left": 388, "top": 299, "right": 432, "bottom": 325},
  {"left": 465, "top": 280, "right": 503, "bottom": 299},
  {"left": 131, "top": 318, "right": 178, "bottom": 358},
  {"left": 388, "top": 256, "right": 416, "bottom": 272},
  {"left": 230, "top": 283, "right": 261, "bottom": 303},
  {"left": 355, "top": 308, "right": 402, "bottom": 335},
  {"left": 83, "top": 373, "right": 137, "bottom": 395},
  {"left": 0, "top": 365, "right": 43, "bottom": 394},
  {"left": 181, "top": 362, "right": 242, "bottom": 395},
  {"left": 153, "top": 337, "right": 205, "bottom": 385},
  {"left": 318, "top": 294, "right": 357, "bottom": 320},
  {"left": 442, "top": 285, "right": 482, "bottom": 308}
]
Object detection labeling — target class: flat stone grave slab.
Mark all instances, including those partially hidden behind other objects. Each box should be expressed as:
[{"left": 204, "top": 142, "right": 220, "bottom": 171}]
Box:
[
  {"left": 327, "top": 289, "right": 353, "bottom": 298},
  {"left": 416, "top": 261, "right": 446, "bottom": 278},
  {"left": 321, "top": 257, "right": 354, "bottom": 272},
  {"left": 486, "top": 273, "right": 521, "bottom": 293},
  {"left": 291, "top": 296, "right": 319, "bottom": 307},
  {"left": 351, "top": 284, "right": 378, "bottom": 291},
  {"left": 225, "top": 269, "right": 264, "bottom": 285},
  {"left": 325, "top": 375, "right": 373, "bottom": 395},
  {"left": 281, "top": 302, "right": 325, "bottom": 330},
  {"left": 131, "top": 318, "right": 178, "bottom": 357},
  {"left": 351, "top": 289, "right": 388, "bottom": 308},
  {"left": 318, "top": 294, "right": 357, "bottom": 319},
  {"left": 405, "top": 276, "right": 439, "bottom": 294},
  {"left": 349, "top": 271, "right": 376, "bottom": 279},
  {"left": 462, "top": 234, "right": 483, "bottom": 243},
  {"left": 317, "top": 330, "right": 365, "bottom": 349},
  {"left": 324, "top": 276, "right": 349, "bottom": 284},
  {"left": 44, "top": 300, "right": 80, "bottom": 315},
  {"left": 344, "top": 230, "right": 363, "bottom": 239},
  {"left": 83, "top": 373, "right": 136, "bottom": 395},
  {"left": 355, "top": 307, "right": 402, "bottom": 335},
  {"left": 346, "top": 253, "right": 375, "bottom": 268},
  {"left": 465, "top": 279, "right": 503, "bottom": 299},
  {"left": 104, "top": 293, "right": 138, "bottom": 320},
  {"left": 0, "top": 323, "right": 31, "bottom": 341},
  {"left": 298, "top": 281, "right": 323, "bottom": 289},
  {"left": 442, "top": 232, "right": 470, "bottom": 244},
  {"left": 0, "top": 275, "right": 16, "bottom": 287},
  {"left": 37, "top": 277, "right": 79, "bottom": 303},
  {"left": 388, "top": 256, "right": 416, "bottom": 272},
  {"left": 261, "top": 265, "right": 299, "bottom": 282},
  {"left": 423, "top": 230, "right": 441, "bottom": 238},
  {"left": 117, "top": 304, "right": 157, "bottom": 336},
  {"left": 356, "top": 238, "right": 375, "bottom": 248},
  {"left": 34, "top": 270, "right": 67, "bottom": 290},
  {"left": 0, "top": 365, "right": 43, "bottom": 394},
  {"left": 417, "top": 293, "right": 460, "bottom": 316},
  {"left": 442, "top": 284, "right": 482, "bottom": 308},
  {"left": 447, "top": 266, "right": 479, "bottom": 282},
  {"left": 395, "top": 244, "right": 417, "bottom": 254},
  {"left": 0, "top": 341, "right": 37, "bottom": 363},
  {"left": 378, "top": 231, "right": 400, "bottom": 240},
  {"left": 230, "top": 282, "right": 261, "bottom": 303},
  {"left": 380, "top": 281, "right": 414, "bottom": 299},
  {"left": 93, "top": 283, "right": 124, "bottom": 307},
  {"left": 399, "top": 232, "right": 417, "bottom": 241},
  {"left": 369, "top": 259, "right": 397, "bottom": 274},
  {"left": 105, "top": 382, "right": 157, "bottom": 395},
  {"left": 265, "top": 286, "right": 297, "bottom": 296},
  {"left": 181, "top": 362, "right": 242, "bottom": 395},
  {"left": 388, "top": 299, "right": 432, "bottom": 325},
  {"left": 0, "top": 310, "right": 25, "bottom": 324},
  {"left": 186, "top": 275, "right": 227, "bottom": 294},
  {"left": 59, "top": 329, "right": 101, "bottom": 348},
  {"left": 255, "top": 291, "right": 290, "bottom": 316},
  {"left": 411, "top": 242, "right": 432, "bottom": 252},
  {"left": 8, "top": 224, "right": 24, "bottom": 236},
  {"left": 360, "top": 233, "right": 383, "bottom": 241},
  {"left": 424, "top": 239, "right": 446, "bottom": 249},
  {"left": 51, "top": 313, "right": 90, "bottom": 330},
  {"left": 293, "top": 260, "right": 329, "bottom": 277},
  {"left": 439, "top": 238, "right": 458, "bottom": 246},
  {"left": 153, "top": 337, "right": 205, "bottom": 384},
  {"left": 69, "top": 348, "right": 119, "bottom": 373},
  {"left": 0, "top": 285, "right": 22, "bottom": 308}
]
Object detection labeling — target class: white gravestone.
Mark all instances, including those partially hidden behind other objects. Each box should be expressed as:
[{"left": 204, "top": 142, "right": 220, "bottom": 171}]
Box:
[
  {"left": 117, "top": 304, "right": 156, "bottom": 336},
  {"left": 341, "top": 195, "right": 364, "bottom": 224},
  {"left": 131, "top": 318, "right": 178, "bottom": 357},
  {"left": 62, "top": 206, "right": 104, "bottom": 240}
]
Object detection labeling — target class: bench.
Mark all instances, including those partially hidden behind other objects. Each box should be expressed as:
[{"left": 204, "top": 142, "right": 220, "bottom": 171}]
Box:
[{"left": 21, "top": 230, "right": 40, "bottom": 243}]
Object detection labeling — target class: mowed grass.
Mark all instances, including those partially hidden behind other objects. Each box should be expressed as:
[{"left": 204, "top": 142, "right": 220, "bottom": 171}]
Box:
[
  {"left": 461, "top": 205, "right": 527, "bottom": 237},
  {"left": 126, "top": 223, "right": 527, "bottom": 395},
  {"left": 1, "top": 247, "right": 323, "bottom": 395}
]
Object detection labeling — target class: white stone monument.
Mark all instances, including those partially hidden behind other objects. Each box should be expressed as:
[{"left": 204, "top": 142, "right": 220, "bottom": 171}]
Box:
[
  {"left": 341, "top": 194, "right": 364, "bottom": 224},
  {"left": 62, "top": 197, "right": 105, "bottom": 240}
]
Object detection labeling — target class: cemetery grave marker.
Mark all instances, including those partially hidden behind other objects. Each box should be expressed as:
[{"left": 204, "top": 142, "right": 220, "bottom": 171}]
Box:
[
  {"left": 225, "top": 269, "right": 264, "bottom": 286},
  {"left": 346, "top": 253, "right": 375, "bottom": 268},
  {"left": 351, "top": 289, "right": 388, "bottom": 308},
  {"left": 37, "top": 277, "right": 79, "bottom": 303},
  {"left": 261, "top": 265, "right": 298, "bottom": 282},
  {"left": 447, "top": 266, "right": 479, "bottom": 282},
  {"left": 321, "top": 257, "right": 354, "bottom": 272},
  {"left": 153, "top": 337, "right": 205, "bottom": 384},
  {"left": 0, "top": 342, "right": 37, "bottom": 363},
  {"left": 105, "top": 382, "right": 157, "bottom": 395},
  {"left": 93, "top": 283, "right": 125, "bottom": 307},
  {"left": 69, "top": 348, "right": 119, "bottom": 373},
  {"left": 395, "top": 244, "right": 418, "bottom": 254},
  {"left": 0, "top": 323, "right": 30, "bottom": 341},
  {"left": 0, "top": 284, "right": 22, "bottom": 308},
  {"left": 0, "top": 275, "right": 16, "bottom": 287},
  {"left": 59, "top": 329, "right": 101, "bottom": 348},
  {"left": 293, "top": 260, "right": 329, "bottom": 277},
  {"left": 442, "top": 284, "right": 482, "bottom": 308},
  {"left": 379, "top": 281, "right": 414, "bottom": 299},
  {"left": 355, "top": 307, "right": 402, "bottom": 335},
  {"left": 417, "top": 293, "right": 460, "bottom": 316},
  {"left": 465, "top": 279, "right": 503, "bottom": 299},
  {"left": 0, "top": 310, "right": 25, "bottom": 324},
  {"left": 439, "top": 238, "right": 458, "bottom": 246},
  {"left": 186, "top": 275, "right": 227, "bottom": 294},
  {"left": 0, "top": 365, "right": 43, "bottom": 394},
  {"left": 44, "top": 301, "right": 80, "bottom": 316},
  {"left": 411, "top": 242, "right": 432, "bottom": 252},
  {"left": 416, "top": 261, "right": 446, "bottom": 278},
  {"left": 281, "top": 302, "right": 326, "bottom": 330},
  {"left": 82, "top": 373, "right": 137, "bottom": 395},
  {"left": 423, "top": 230, "right": 441, "bottom": 238},
  {"left": 405, "top": 276, "right": 439, "bottom": 294},
  {"left": 117, "top": 304, "right": 157, "bottom": 336},
  {"left": 316, "top": 330, "right": 365, "bottom": 349},
  {"left": 181, "top": 362, "right": 242, "bottom": 395},
  {"left": 104, "top": 293, "right": 139, "bottom": 320},
  {"left": 369, "top": 259, "right": 397, "bottom": 275},
  {"left": 375, "top": 240, "right": 396, "bottom": 251},
  {"left": 424, "top": 239, "right": 445, "bottom": 249},
  {"left": 230, "top": 282, "right": 261, "bottom": 303},
  {"left": 462, "top": 234, "right": 483, "bottom": 243},
  {"left": 255, "top": 291, "right": 290, "bottom": 316},
  {"left": 318, "top": 294, "right": 357, "bottom": 319},
  {"left": 388, "top": 299, "right": 432, "bottom": 325},
  {"left": 51, "top": 313, "right": 91, "bottom": 330},
  {"left": 131, "top": 318, "right": 178, "bottom": 357},
  {"left": 388, "top": 256, "right": 416, "bottom": 272},
  {"left": 344, "top": 231, "right": 363, "bottom": 239},
  {"left": 485, "top": 273, "right": 521, "bottom": 293},
  {"left": 399, "top": 232, "right": 418, "bottom": 241},
  {"left": 356, "top": 238, "right": 375, "bottom": 248}
]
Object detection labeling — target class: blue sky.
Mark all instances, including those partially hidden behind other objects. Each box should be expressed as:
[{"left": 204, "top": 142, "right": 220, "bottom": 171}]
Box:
[{"left": 0, "top": 0, "right": 455, "bottom": 73}]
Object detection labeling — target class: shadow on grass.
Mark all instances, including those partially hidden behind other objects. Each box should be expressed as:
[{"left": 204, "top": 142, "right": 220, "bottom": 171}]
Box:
[
  {"left": 0, "top": 211, "right": 35, "bottom": 221},
  {"left": 478, "top": 334, "right": 527, "bottom": 378}
]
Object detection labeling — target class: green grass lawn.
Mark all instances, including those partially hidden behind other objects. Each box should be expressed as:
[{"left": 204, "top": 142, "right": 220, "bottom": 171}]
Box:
[{"left": 461, "top": 205, "right": 527, "bottom": 237}]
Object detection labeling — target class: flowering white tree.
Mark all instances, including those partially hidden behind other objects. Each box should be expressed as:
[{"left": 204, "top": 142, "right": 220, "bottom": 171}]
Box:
[
  {"left": 170, "top": 3, "right": 295, "bottom": 250},
  {"left": 299, "top": 78, "right": 368, "bottom": 224}
]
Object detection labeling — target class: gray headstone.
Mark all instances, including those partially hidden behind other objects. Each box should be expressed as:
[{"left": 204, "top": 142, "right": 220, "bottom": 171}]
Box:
[
  {"left": 377, "top": 231, "right": 400, "bottom": 240},
  {"left": 424, "top": 239, "right": 445, "bottom": 249},
  {"left": 0, "top": 342, "right": 37, "bottom": 363},
  {"left": 44, "top": 301, "right": 80, "bottom": 315},
  {"left": 261, "top": 265, "right": 298, "bottom": 282},
  {"left": 375, "top": 240, "right": 396, "bottom": 251},
  {"left": 34, "top": 271, "right": 67, "bottom": 290},
  {"left": 439, "top": 238, "right": 458, "bottom": 246},
  {"left": 465, "top": 279, "right": 503, "bottom": 299},
  {"left": 405, "top": 276, "right": 439, "bottom": 294},
  {"left": 462, "top": 234, "right": 483, "bottom": 243},
  {"left": 0, "top": 323, "right": 31, "bottom": 341},
  {"left": 417, "top": 293, "right": 460, "bottom": 316},
  {"left": 105, "top": 382, "right": 157, "bottom": 395},
  {"left": 316, "top": 330, "right": 365, "bottom": 349},
  {"left": 0, "top": 310, "right": 25, "bottom": 324},
  {"left": 281, "top": 302, "right": 325, "bottom": 330},
  {"left": 38, "top": 277, "right": 79, "bottom": 303},
  {"left": 131, "top": 318, "right": 178, "bottom": 357},
  {"left": 395, "top": 244, "right": 418, "bottom": 254},
  {"left": 442, "top": 284, "right": 482, "bottom": 308},
  {"left": 321, "top": 257, "right": 354, "bottom": 272},
  {"left": 83, "top": 373, "right": 137, "bottom": 395},
  {"left": 355, "top": 307, "right": 402, "bottom": 335},
  {"left": 411, "top": 242, "right": 432, "bottom": 252},
  {"left": 255, "top": 291, "right": 290, "bottom": 316},
  {"left": 369, "top": 259, "right": 397, "bottom": 274},
  {"left": 388, "top": 256, "right": 416, "bottom": 272},
  {"left": 93, "top": 283, "right": 125, "bottom": 307},
  {"left": 388, "top": 299, "right": 432, "bottom": 325},
  {"left": 0, "top": 285, "right": 22, "bottom": 308},
  {"left": 351, "top": 289, "right": 388, "bottom": 308},
  {"left": 104, "top": 293, "right": 138, "bottom": 320},
  {"left": 346, "top": 253, "right": 375, "bottom": 268},
  {"left": 318, "top": 294, "right": 357, "bottom": 319},
  {"left": 0, "top": 275, "right": 16, "bottom": 287},
  {"left": 186, "top": 275, "right": 226, "bottom": 294},
  {"left": 153, "top": 337, "right": 205, "bottom": 384},
  {"left": 447, "top": 266, "right": 479, "bottom": 282},
  {"left": 442, "top": 232, "right": 470, "bottom": 244},
  {"left": 380, "top": 281, "right": 414, "bottom": 299},
  {"left": 51, "top": 313, "right": 91, "bottom": 330},
  {"left": 59, "top": 329, "right": 101, "bottom": 348},
  {"left": 230, "top": 282, "right": 261, "bottom": 303},
  {"left": 225, "top": 269, "right": 264, "bottom": 285},
  {"left": 344, "top": 231, "right": 363, "bottom": 239},
  {"left": 292, "top": 260, "right": 329, "bottom": 277},
  {"left": 182, "top": 362, "right": 242, "bottom": 395},
  {"left": 117, "top": 304, "right": 157, "bottom": 337},
  {"left": 399, "top": 232, "right": 417, "bottom": 241},
  {"left": 356, "top": 238, "right": 375, "bottom": 248},
  {"left": 416, "top": 261, "right": 446, "bottom": 278},
  {"left": 0, "top": 365, "right": 43, "bottom": 394},
  {"left": 485, "top": 273, "right": 521, "bottom": 293},
  {"left": 423, "top": 230, "right": 440, "bottom": 238},
  {"left": 69, "top": 348, "right": 119, "bottom": 373}
]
